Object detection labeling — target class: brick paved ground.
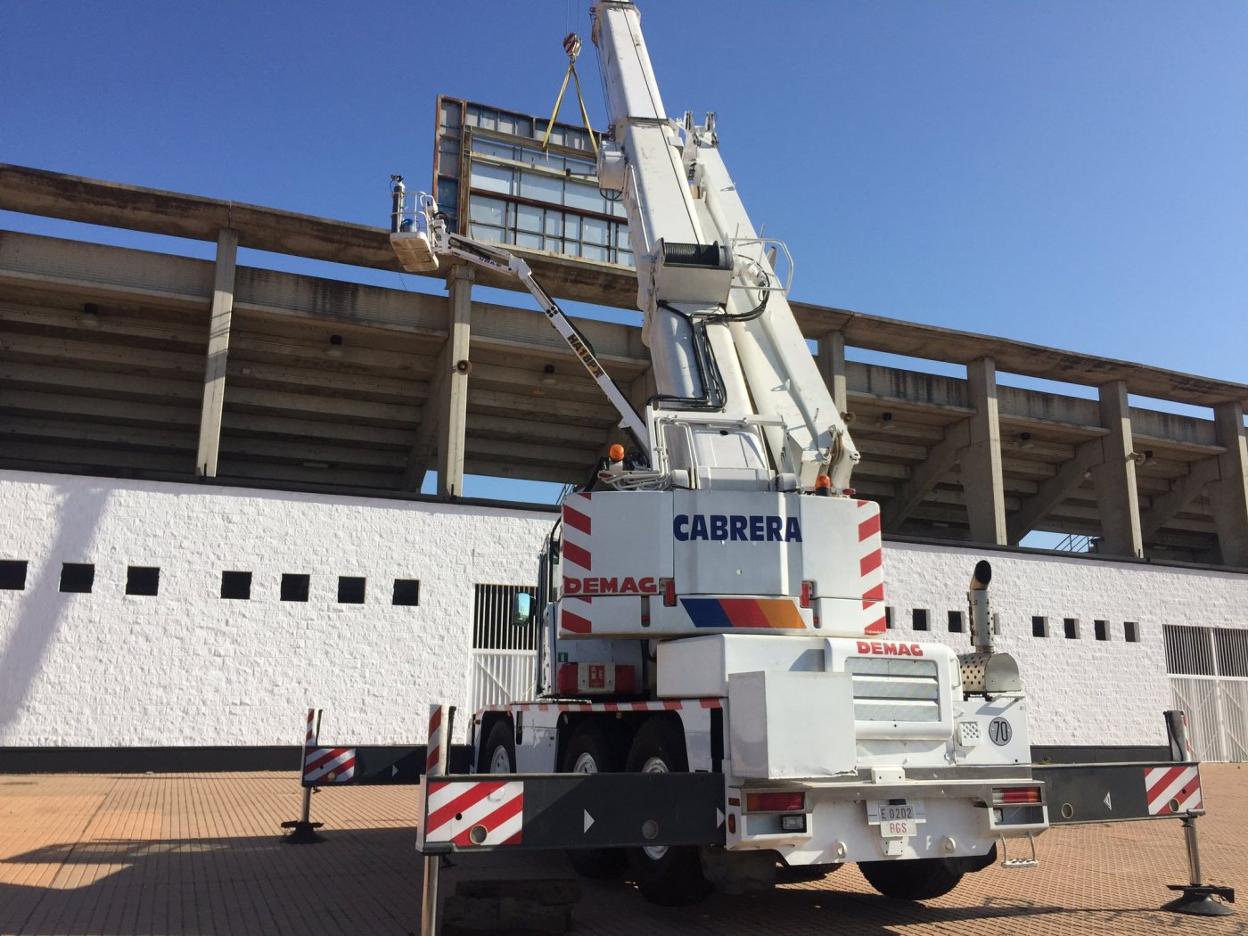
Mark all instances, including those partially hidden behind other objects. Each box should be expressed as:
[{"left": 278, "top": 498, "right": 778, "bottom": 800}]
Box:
[{"left": 0, "top": 765, "right": 1243, "bottom": 935}]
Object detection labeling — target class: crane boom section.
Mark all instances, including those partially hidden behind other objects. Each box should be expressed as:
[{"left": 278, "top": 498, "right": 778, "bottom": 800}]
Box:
[{"left": 591, "top": 1, "right": 858, "bottom": 490}]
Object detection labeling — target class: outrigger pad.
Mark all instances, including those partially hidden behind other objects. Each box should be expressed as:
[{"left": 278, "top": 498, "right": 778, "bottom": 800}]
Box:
[
  {"left": 1163, "top": 884, "right": 1235, "bottom": 917},
  {"left": 280, "top": 819, "right": 326, "bottom": 845}
]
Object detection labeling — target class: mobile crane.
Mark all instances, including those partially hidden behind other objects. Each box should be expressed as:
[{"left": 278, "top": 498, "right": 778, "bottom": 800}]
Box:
[{"left": 391, "top": 0, "right": 1047, "bottom": 906}]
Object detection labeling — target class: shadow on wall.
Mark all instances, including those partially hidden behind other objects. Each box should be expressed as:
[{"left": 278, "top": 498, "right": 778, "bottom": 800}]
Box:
[{"left": 0, "top": 482, "right": 108, "bottom": 738}]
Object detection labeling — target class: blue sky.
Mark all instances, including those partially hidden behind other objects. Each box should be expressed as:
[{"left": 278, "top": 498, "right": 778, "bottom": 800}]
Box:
[{"left": 2, "top": 1, "right": 1245, "bottom": 508}]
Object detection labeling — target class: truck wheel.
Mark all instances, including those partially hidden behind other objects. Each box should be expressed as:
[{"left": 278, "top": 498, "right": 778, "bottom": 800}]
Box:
[
  {"left": 561, "top": 722, "right": 627, "bottom": 879},
  {"left": 858, "top": 857, "right": 964, "bottom": 901},
  {"left": 624, "top": 718, "right": 713, "bottom": 906},
  {"left": 482, "top": 720, "right": 515, "bottom": 774}
]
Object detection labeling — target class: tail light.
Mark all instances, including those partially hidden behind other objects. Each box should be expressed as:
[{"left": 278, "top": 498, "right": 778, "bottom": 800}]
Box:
[
  {"left": 800, "top": 581, "right": 815, "bottom": 609},
  {"left": 661, "top": 577, "right": 676, "bottom": 607},
  {"left": 745, "top": 791, "right": 806, "bottom": 813},
  {"left": 993, "top": 786, "right": 1042, "bottom": 805}
]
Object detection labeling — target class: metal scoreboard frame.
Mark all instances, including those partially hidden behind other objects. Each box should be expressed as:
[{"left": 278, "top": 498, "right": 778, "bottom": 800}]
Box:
[{"left": 431, "top": 95, "right": 635, "bottom": 270}]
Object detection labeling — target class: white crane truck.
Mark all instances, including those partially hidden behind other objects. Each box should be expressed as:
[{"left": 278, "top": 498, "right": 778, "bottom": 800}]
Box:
[{"left": 393, "top": 0, "right": 1049, "bottom": 907}]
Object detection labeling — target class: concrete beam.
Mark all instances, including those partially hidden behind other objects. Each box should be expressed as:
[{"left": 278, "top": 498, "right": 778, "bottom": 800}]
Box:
[
  {"left": 1007, "top": 438, "right": 1105, "bottom": 543},
  {"left": 817, "top": 331, "right": 848, "bottom": 416},
  {"left": 1210, "top": 401, "right": 1248, "bottom": 566},
  {"left": 1089, "top": 381, "right": 1144, "bottom": 557},
  {"left": 1141, "top": 456, "right": 1221, "bottom": 540},
  {"left": 5, "top": 166, "right": 1248, "bottom": 406},
  {"left": 960, "top": 357, "right": 1007, "bottom": 544},
  {"left": 881, "top": 419, "right": 970, "bottom": 531},
  {"left": 195, "top": 229, "right": 238, "bottom": 477},
  {"left": 438, "top": 266, "right": 473, "bottom": 498}
]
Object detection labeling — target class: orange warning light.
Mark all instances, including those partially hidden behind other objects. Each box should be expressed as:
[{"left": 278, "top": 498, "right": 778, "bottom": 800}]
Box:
[{"left": 608, "top": 443, "right": 625, "bottom": 462}]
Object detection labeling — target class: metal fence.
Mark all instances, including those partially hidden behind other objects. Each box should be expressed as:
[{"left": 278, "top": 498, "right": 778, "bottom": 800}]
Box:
[
  {"left": 470, "top": 584, "right": 539, "bottom": 712},
  {"left": 1165, "top": 624, "right": 1248, "bottom": 762}
]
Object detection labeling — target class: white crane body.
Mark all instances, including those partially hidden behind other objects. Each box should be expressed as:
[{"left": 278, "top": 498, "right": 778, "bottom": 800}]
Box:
[{"left": 390, "top": 0, "right": 1047, "bottom": 903}]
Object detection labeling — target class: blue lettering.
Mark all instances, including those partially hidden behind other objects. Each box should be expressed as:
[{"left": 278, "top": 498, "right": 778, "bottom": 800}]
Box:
[
  {"left": 749, "top": 515, "right": 764, "bottom": 540},
  {"left": 710, "top": 514, "right": 728, "bottom": 541},
  {"left": 691, "top": 515, "right": 709, "bottom": 540},
  {"left": 765, "top": 516, "right": 782, "bottom": 541},
  {"left": 674, "top": 515, "right": 690, "bottom": 541},
  {"left": 785, "top": 517, "right": 802, "bottom": 542},
  {"left": 730, "top": 515, "right": 747, "bottom": 541}
]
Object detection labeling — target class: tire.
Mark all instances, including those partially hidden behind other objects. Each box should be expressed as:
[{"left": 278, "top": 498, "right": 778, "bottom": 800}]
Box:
[
  {"left": 561, "top": 721, "right": 628, "bottom": 879},
  {"left": 624, "top": 717, "right": 713, "bottom": 906},
  {"left": 858, "top": 857, "right": 965, "bottom": 901},
  {"left": 482, "top": 720, "right": 515, "bottom": 774}
]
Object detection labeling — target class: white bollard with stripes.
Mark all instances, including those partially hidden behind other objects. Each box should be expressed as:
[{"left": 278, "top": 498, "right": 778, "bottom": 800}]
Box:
[
  {"left": 420, "top": 703, "right": 453, "bottom": 936},
  {"left": 281, "top": 708, "right": 327, "bottom": 844}
]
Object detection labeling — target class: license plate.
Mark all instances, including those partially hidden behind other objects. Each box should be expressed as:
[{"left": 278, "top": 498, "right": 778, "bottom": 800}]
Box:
[
  {"left": 866, "top": 800, "right": 925, "bottom": 837},
  {"left": 881, "top": 818, "right": 917, "bottom": 838}
]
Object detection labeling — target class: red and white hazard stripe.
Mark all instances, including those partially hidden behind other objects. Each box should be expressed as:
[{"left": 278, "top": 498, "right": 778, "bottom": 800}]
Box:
[
  {"left": 1145, "top": 764, "right": 1203, "bottom": 816},
  {"left": 857, "top": 500, "right": 886, "bottom": 635},
  {"left": 426, "top": 704, "right": 448, "bottom": 776},
  {"left": 424, "top": 780, "right": 524, "bottom": 847},
  {"left": 303, "top": 746, "right": 356, "bottom": 784},
  {"left": 560, "top": 494, "right": 594, "bottom": 635}
]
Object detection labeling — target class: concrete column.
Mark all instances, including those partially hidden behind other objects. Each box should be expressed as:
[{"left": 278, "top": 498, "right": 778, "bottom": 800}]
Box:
[
  {"left": 1090, "top": 380, "right": 1143, "bottom": 557},
  {"left": 195, "top": 228, "right": 238, "bottom": 477},
  {"left": 817, "top": 331, "right": 848, "bottom": 417},
  {"left": 961, "top": 357, "right": 1007, "bottom": 544},
  {"left": 438, "top": 265, "right": 473, "bottom": 498},
  {"left": 1210, "top": 401, "right": 1248, "bottom": 566}
]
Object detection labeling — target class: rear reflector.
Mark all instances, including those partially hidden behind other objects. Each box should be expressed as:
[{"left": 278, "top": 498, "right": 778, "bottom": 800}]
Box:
[
  {"left": 994, "top": 786, "right": 1042, "bottom": 805},
  {"left": 800, "top": 581, "right": 814, "bottom": 609},
  {"left": 745, "top": 791, "right": 805, "bottom": 813},
  {"left": 661, "top": 578, "right": 676, "bottom": 607}
]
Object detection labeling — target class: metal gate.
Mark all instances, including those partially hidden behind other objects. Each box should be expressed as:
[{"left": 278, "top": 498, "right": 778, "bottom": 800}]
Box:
[
  {"left": 470, "top": 584, "right": 539, "bottom": 711},
  {"left": 1165, "top": 624, "right": 1248, "bottom": 762}
]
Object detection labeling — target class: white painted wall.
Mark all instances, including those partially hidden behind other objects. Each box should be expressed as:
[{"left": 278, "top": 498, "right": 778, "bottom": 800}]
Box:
[{"left": 2, "top": 470, "right": 1245, "bottom": 749}]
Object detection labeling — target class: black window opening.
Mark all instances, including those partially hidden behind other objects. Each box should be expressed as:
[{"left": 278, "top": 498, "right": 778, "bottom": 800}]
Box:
[
  {"left": 947, "top": 610, "right": 964, "bottom": 633},
  {"left": 1032, "top": 616, "right": 1048, "bottom": 638},
  {"left": 1063, "top": 618, "right": 1079, "bottom": 640},
  {"left": 1124, "top": 621, "right": 1139, "bottom": 643},
  {"left": 0, "top": 560, "right": 27, "bottom": 590},
  {"left": 392, "top": 579, "right": 420, "bottom": 606},
  {"left": 281, "top": 574, "right": 310, "bottom": 602},
  {"left": 912, "top": 609, "right": 929, "bottom": 632},
  {"left": 125, "top": 566, "right": 160, "bottom": 596},
  {"left": 59, "top": 563, "right": 94, "bottom": 594},
  {"left": 338, "top": 576, "right": 366, "bottom": 605},
  {"left": 221, "top": 571, "right": 252, "bottom": 600},
  {"left": 1094, "top": 619, "right": 1109, "bottom": 641},
  {"left": 884, "top": 606, "right": 894, "bottom": 630}
]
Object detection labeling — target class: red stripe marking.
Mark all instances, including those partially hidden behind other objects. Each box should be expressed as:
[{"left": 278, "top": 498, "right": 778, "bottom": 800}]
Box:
[
  {"left": 564, "top": 506, "right": 592, "bottom": 536},
  {"left": 862, "top": 584, "right": 885, "bottom": 603},
  {"left": 864, "top": 616, "right": 887, "bottom": 635},
  {"left": 305, "top": 747, "right": 348, "bottom": 772},
  {"left": 561, "top": 609, "right": 591, "bottom": 634},
  {"left": 663, "top": 700, "right": 682, "bottom": 710},
  {"left": 858, "top": 514, "right": 881, "bottom": 541},
  {"left": 859, "top": 549, "right": 882, "bottom": 577},
  {"left": 577, "top": 492, "right": 591, "bottom": 500},
  {"left": 700, "top": 698, "right": 719, "bottom": 709},
  {"left": 425, "top": 745, "right": 441, "bottom": 772},
  {"left": 450, "top": 793, "right": 525, "bottom": 847},
  {"left": 428, "top": 706, "right": 442, "bottom": 736},
  {"left": 426, "top": 781, "right": 506, "bottom": 834},
  {"left": 1146, "top": 765, "right": 1186, "bottom": 803},
  {"left": 719, "top": 598, "right": 771, "bottom": 629},
  {"left": 501, "top": 829, "right": 523, "bottom": 846},
  {"left": 562, "top": 541, "right": 592, "bottom": 571}
]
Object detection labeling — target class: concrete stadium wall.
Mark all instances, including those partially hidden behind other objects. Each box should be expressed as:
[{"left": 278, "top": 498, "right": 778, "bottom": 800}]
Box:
[{"left": 2, "top": 470, "right": 1245, "bottom": 750}]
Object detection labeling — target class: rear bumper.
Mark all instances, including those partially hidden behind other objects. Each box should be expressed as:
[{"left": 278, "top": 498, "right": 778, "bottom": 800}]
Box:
[{"left": 727, "top": 774, "right": 1049, "bottom": 865}]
